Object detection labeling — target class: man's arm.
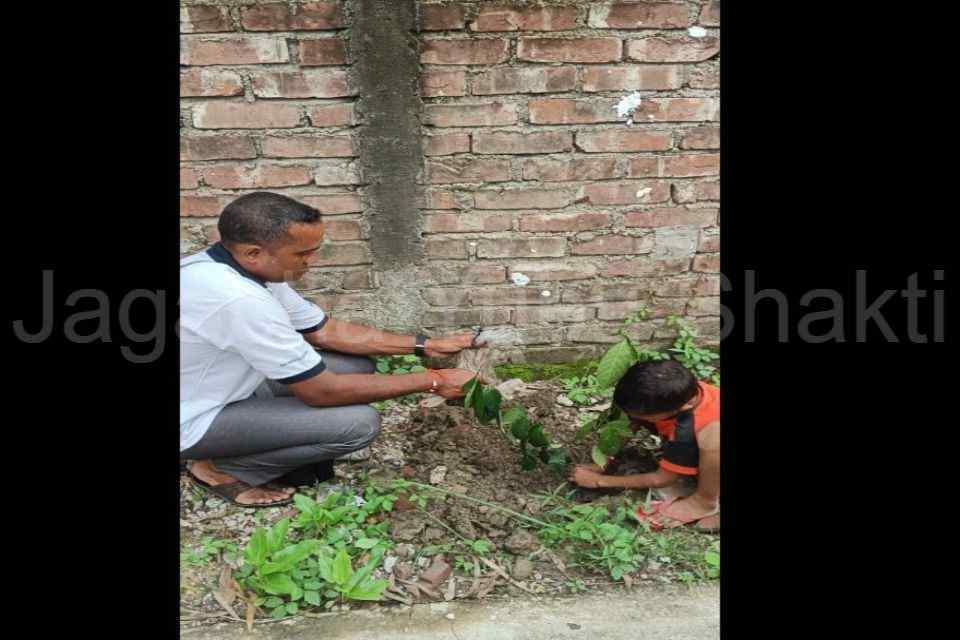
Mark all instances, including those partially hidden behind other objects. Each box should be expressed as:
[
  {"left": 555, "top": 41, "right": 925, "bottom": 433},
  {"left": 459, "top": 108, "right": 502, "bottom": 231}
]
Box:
[
  {"left": 288, "top": 367, "right": 474, "bottom": 407},
  {"left": 303, "top": 318, "right": 474, "bottom": 358}
]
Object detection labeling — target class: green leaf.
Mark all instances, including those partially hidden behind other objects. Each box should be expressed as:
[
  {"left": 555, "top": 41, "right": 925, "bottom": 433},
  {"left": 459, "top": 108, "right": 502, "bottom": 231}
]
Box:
[
  {"left": 261, "top": 572, "right": 298, "bottom": 596},
  {"left": 293, "top": 493, "right": 316, "bottom": 514},
  {"left": 528, "top": 424, "right": 548, "bottom": 448},
  {"left": 501, "top": 406, "right": 527, "bottom": 428},
  {"left": 286, "top": 602, "right": 299, "bottom": 615},
  {"left": 245, "top": 529, "right": 268, "bottom": 567},
  {"left": 576, "top": 416, "right": 599, "bottom": 442},
  {"left": 704, "top": 551, "right": 720, "bottom": 567},
  {"left": 271, "top": 605, "right": 287, "bottom": 619},
  {"left": 548, "top": 448, "right": 568, "bottom": 467},
  {"left": 303, "top": 580, "right": 322, "bottom": 590},
  {"left": 520, "top": 452, "right": 538, "bottom": 471},
  {"left": 509, "top": 414, "right": 531, "bottom": 441},
  {"left": 345, "top": 547, "right": 385, "bottom": 593},
  {"left": 462, "top": 377, "right": 480, "bottom": 408},
  {"left": 598, "top": 429, "right": 623, "bottom": 456},
  {"left": 346, "top": 579, "right": 389, "bottom": 601},
  {"left": 354, "top": 538, "right": 380, "bottom": 550},
  {"left": 591, "top": 445, "right": 609, "bottom": 468},
  {"left": 596, "top": 339, "right": 638, "bottom": 389},
  {"left": 304, "top": 590, "right": 321, "bottom": 606},
  {"left": 332, "top": 547, "right": 353, "bottom": 586},
  {"left": 269, "top": 540, "right": 318, "bottom": 572},
  {"left": 267, "top": 518, "right": 291, "bottom": 554}
]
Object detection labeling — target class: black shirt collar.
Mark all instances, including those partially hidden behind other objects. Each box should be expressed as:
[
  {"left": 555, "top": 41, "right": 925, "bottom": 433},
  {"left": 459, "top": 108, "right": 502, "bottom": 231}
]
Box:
[{"left": 206, "top": 242, "right": 268, "bottom": 288}]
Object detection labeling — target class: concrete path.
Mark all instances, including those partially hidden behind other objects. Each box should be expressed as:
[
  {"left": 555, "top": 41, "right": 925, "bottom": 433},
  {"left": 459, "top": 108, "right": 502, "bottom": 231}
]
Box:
[{"left": 182, "top": 584, "right": 719, "bottom": 640}]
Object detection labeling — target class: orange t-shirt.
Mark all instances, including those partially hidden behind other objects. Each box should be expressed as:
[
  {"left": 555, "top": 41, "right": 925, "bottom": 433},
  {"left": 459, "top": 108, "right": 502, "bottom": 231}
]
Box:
[{"left": 653, "top": 382, "right": 720, "bottom": 476}]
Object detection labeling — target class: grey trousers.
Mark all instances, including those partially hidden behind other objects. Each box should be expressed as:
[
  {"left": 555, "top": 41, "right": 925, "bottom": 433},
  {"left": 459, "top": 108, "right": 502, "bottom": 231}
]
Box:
[{"left": 180, "top": 351, "right": 380, "bottom": 487}]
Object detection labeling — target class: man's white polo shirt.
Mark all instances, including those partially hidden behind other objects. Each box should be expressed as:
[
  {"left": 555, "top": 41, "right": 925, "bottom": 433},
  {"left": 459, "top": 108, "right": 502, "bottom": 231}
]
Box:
[{"left": 179, "top": 243, "right": 327, "bottom": 452}]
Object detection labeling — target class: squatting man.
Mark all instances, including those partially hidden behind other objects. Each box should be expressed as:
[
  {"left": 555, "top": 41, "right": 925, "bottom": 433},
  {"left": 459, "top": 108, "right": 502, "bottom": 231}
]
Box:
[{"left": 180, "top": 191, "right": 482, "bottom": 507}]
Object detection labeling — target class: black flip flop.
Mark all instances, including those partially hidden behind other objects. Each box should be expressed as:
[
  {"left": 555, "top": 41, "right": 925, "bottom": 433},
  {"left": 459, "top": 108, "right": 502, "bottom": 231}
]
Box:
[{"left": 189, "top": 472, "right": 294, "bottom": 509}]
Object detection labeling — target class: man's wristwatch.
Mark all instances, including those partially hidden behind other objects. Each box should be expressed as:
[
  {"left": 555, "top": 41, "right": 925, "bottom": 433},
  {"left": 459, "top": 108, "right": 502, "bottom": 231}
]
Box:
[{"left": 414, "top": 333, "right": 429, "bottom": 358}]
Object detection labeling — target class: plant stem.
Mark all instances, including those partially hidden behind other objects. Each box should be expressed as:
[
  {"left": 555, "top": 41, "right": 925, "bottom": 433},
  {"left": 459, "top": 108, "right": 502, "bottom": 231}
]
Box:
[{"left": 398, "top": 481, "right": 550, "bottom": 528}]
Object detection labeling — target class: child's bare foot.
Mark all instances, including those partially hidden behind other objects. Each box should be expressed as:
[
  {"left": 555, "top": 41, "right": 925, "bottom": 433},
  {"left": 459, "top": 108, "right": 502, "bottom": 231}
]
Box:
[
  {"left": 650, "top": 494, "right": 718, "bottom": 528},
  {"left": 189, "top": 460, "right": 294, "bottom": 505},
  {"left": 695, "top": 513, "right": 720, "bottom": 531}
]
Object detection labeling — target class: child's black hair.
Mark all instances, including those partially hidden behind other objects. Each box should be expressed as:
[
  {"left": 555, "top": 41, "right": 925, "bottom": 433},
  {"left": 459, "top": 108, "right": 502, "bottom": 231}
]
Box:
[{"left": 613, "top": 359, "right": 699, "bottom": 415}]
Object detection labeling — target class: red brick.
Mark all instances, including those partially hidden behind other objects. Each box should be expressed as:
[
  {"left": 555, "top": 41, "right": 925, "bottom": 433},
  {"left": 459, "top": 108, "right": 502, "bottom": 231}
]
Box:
[
  {"left": 424, "top": 133, "right": 470, "bottom": 156},
  {"left": 625, "top": 207, "right": 717, "bottom": 228},
  {"left": 581, "top": 181, "right": 670, "bottom": 205},
  {"left": 261, "top": 134, "right": 354, "bottom": 158},
  {"left": 597, "top": 299, "right": 687, "bottom": 321},
  {"left": 700, "top": 1, "right": 720, "bottom": 27},
  {"left": 421, "top": 70, "right": 467, "bottom": 97},
  {"left": 471, "top": 6, "right": 578, "bottom": 32},
  {"left": 693, "top": 253, "right": 720, "bottom": 272},
  {"left": 423, "top": 287, "right": 470, "bottom": 306},
  {"left": 422, "top": 190, "right": 463, "bottom": 210},
  {"left": 519, "top": 213, "right": 612, "bottom": 233},
  {"left": 425, "top": 102, "right": 518, "bottom": 127},
  {"left": 518, "top": 38, "right": 622, "bottom": 63},
  {"left": 180, "top": 195, "right": 225, "bottom": 217},
  {"left": 423, "top": 213, "right": 513, "bottom": 233},
  {"left": 632, "top": 98, "right": 719, "bottom": 122},
  {"left": 298, "top": 39, "right": 348, "bottom": 66},
  {"left": 421, "top": 39, "right": 510, "bottom": 65},
  {"left": 476, "top": 238, "right": 566, "bottom": 258},
  {"left": 462, "top": 264, "right": 507, "bottom": 284},
  {"left": 571, "top": 235, "right": 652, "bottom": 256},
  {"left": 686, "top": 296, "right": 719, "bottom": 317},
  {"left": 508, "top": 261, "right": 599, "bottom": 282},
  {"left": 314, "top": 161, "right": 359, "bottom": 186},
  {"left": 528, "top": 98, "right": 620, "bottom": 125},
  {"left": 193, "top": 102, "right": 302, "bottom": 129},
  {"left": 426, "top": 158, "right": 511, "bottom": 184},
  {"left": 307, "top": 104, "right": 354, "bottom": 127},
  {"left": 422, "top": 308, "right": 510, "bottom": 327},
  {"left": 180, "top": 36, "right": 289, "bottom": 65},
  {"left": 473, "top": 131, "right": 571, "bottom": 155},
  {"left": 425, "top": 239, "right": 468, "bottom": 259},
  {"left": 660, "top": 154, "right": 719, "bottom": 177},
  {"left": 421, "top": 4, "right": 466, "bottom": 31},
  {"left": 694, "top": 274, "right": 720, "bottom": 296},
  {"left": 576, "top": 129, "right": 672, "bottom": 153},
  {"left": 241, "top": 2, "right": 344, "bottom": 30},
  {"left": 202, "top": 163, "right": 314, "bottom": 189},
  {"left": 180, "top": 167, "right": 200, "bottom": 189},
  {"left": 654, "top": 275, "right": 700, "bottom": 297},
  {"left": 180, "top": 6, "right": 233, "bottom": 33},
  {"left": 588, "top": 3, "right": 690, "bottom": 29},
  {"left": 672, "top": 179, "right": 720, "bottom": 203},
  {"left": 562, "top": 283, "right": 647, "bottom": 304},
  {"left": 603, "top": 257, "right": 690, "bottom": 278},
  {"left": 521, "top": 157, "right": 620, "bottom": 182},
  {"left": 473, "top": 67, "right": 576, "bottom": 95},
  {"left": 470, "top": 287, "right": 559, "bottom": 306},
  {"left": 475, "top": 188, "right": 574, "bottom": 210},
  {"left": 698, "top": 230, "right": 720, "bottom": 253},
  {"left": 180, "top": 69, "right": 243, "bottom": 97},
  {"left": 627, "top": 157, "right": 659, "bottom": 178},
  {"left": 626, "top": 36, "right": 719, "bottom": 62},
  {"left": 314, "top": 242, "right": 370, "bottom": 267},
  {"left": 323, "top": 219, "right": 363, "bottom": 241},
  {"left": 582, "top": 65, "right": 682, "bottom": 92},
  {"left": 180, "top": 136, "right": 257, "bottom": 161},
  {"left": 250, "top": 70, "right": 352, "bottom": 99},
  {"left": 513, "top": 306, "right": 596, "bottom": 324},
  {"left": 679, "top": 126, "right": 720, "bottom": 150},
  {"left": 300, "top": 194, "right": 363, "bottom": 214},
  {"left": 688, "top": 63, "right": 719, "bottom": 89}
]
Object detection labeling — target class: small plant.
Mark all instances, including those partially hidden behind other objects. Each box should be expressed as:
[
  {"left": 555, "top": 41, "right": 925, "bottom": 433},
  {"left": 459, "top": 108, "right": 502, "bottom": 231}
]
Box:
[
  {"left": 180, "top": 537, "right": 238, "bottom": 566},
  {"left": 375, "top": 354, "right": 426, "bottom": 375},
  {"left": 315, "top": 546, "right": 390, "bottom": 604},
  {"left": 462, "top": 377, "right": 570, "bottom": 473},
  {"left": 560, "top": 372, "right": 613, "bottom": 406}
]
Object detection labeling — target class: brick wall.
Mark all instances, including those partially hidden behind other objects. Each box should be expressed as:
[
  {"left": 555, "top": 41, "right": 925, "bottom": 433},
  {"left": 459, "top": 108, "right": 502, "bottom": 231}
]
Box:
[{"left": 180, "top": 1, "right": 720, "bottom": 363}]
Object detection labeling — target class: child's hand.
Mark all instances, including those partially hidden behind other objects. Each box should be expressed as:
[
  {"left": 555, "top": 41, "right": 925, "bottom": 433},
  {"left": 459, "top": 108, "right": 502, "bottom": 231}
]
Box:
[{"left": 569, "top": 465, "right": 608, "bottom": 489}]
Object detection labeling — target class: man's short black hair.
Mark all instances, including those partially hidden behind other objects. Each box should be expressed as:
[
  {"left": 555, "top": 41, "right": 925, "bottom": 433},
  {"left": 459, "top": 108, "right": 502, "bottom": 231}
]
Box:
[
  {"left": 613, "top": 359, "right": 699, "bottom": 415},
  {"left": 218, "top": 192, "right": 321, "bottom": 247}
]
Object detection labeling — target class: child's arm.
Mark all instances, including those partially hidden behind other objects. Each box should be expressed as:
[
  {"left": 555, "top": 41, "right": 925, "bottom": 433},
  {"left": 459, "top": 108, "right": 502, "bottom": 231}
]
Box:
[
  {"left": 570, "top": 465, "right": 678, "bottom": 489},
  {"left": 691, "top": 420, "right": 720, "bottom": 506}
]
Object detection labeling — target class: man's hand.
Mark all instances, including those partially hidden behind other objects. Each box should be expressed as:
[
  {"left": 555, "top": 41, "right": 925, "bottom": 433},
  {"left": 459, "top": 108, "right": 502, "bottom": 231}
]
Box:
[
  {"left": 425, "top": 332, "right": 484, "bottom": 358},
  {"left": 569, "top": 464, "right": 610, "bottom": 489},
  {"left": 432, "top": 368, "right": 478, "bottom": 399}
]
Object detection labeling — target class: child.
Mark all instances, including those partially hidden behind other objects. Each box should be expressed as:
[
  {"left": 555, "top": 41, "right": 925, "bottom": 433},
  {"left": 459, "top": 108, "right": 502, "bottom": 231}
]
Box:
[{"left": 569, "top": 359, "right": 720, "bottom": 532}]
